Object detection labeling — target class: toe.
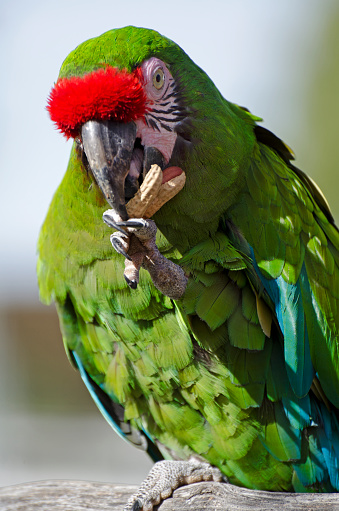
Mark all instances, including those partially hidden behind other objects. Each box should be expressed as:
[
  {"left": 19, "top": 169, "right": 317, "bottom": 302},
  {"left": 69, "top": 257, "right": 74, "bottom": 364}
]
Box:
[
  {"left": 131, "top": 500, "right": 143, "bottom": 511},
  {"left": 117, "top": 219, "right": 146, "bottom": 229},
  {"left": 124, "top": 274, "right": 138, "bottom": 289},
  {"left": 103, "top": 211, "right": 127, "bottom": 234},
  {"left": 110, "top": 234, "right": 131, "bottom": 260}
]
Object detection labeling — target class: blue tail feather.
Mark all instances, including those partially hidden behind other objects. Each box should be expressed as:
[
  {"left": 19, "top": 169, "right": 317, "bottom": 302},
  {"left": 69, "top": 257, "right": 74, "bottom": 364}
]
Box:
[{"left": 72, "top": 351, "right": 163, "bottom": 462}]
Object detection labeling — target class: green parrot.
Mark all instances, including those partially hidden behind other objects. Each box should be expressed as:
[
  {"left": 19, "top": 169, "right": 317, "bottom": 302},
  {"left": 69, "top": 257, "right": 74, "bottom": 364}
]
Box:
[{"left": 38, "top": 26, "right": 339, "bottom": 509}]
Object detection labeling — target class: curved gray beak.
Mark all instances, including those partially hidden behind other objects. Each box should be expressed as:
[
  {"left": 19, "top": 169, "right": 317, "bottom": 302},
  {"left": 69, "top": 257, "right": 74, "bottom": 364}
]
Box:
[{"left": 81, "top": 120, "right": 137, "bottom": 221}]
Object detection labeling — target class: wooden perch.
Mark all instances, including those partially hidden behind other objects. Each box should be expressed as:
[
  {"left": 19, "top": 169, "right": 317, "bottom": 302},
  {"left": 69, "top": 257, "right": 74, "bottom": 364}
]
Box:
[{"left": 1, "top": 480, "right": 339, "bottom": 511}]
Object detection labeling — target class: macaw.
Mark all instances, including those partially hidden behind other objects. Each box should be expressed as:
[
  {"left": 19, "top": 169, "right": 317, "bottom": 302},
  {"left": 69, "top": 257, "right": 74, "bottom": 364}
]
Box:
[{"left": 38, "top": 26, "right": 339, "bottom": 510}]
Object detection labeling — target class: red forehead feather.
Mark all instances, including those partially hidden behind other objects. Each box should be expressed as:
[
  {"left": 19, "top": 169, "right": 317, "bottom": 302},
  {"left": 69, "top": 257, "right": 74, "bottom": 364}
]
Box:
[{"left": 47, "top": 66, "right": 147, "bottom": 139}]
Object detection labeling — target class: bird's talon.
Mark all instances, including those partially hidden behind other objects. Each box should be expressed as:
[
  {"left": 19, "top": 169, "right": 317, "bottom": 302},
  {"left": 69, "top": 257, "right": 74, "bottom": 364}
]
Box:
[
  {"left": 124, "top": 275, "right": 138, "bottom": 289},
  {"left": 103, "top": 213, "right": 128, "bottom": 235},
  {"left": 116, "top": 219, "right": 146, "bottom": 229},
  {"left": 110, "top": 233, "right": 131, "bottom": 260},
  {"left": 131, "top": 500, "right": 142, "bottom": 511}
]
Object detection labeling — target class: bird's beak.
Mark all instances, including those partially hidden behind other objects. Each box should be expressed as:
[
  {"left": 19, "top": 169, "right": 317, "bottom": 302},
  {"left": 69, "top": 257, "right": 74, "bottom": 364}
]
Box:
[{"left": 81, "top": 120, "right": 137, "bottom": 221}]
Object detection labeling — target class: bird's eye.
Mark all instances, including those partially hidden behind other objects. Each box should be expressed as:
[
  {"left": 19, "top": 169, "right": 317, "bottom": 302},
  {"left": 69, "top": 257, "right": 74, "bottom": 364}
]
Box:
[{"left": 152, "top": 68, "right": 165, "bottom": 90}]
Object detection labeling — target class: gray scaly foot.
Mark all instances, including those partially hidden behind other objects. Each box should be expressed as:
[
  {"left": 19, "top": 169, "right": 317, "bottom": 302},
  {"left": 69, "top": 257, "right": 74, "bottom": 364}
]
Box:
[{"left": 124, "top": 459, "right": 224, "bottom": 511}]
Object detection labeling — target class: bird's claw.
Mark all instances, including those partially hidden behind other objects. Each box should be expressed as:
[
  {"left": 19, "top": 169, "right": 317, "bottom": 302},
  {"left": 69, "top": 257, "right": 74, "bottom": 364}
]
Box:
[
  {"left": 104, "top": 210, "right": 157, "bottom": 252},
  {"left": 115, "top": 219, "right": 146, "bottom": 229},
  {"left": 109, "top": 233, "right": 131, "bottom": 260},
  {"left": 105, "top": 214, "right": 157, "bottom": 291},
  {"left": 103, "top": 211, "right": 156, "bottom": 240},
  {"left": 102, "top": 211, "right": 128, "bottom": 235},
  {"left": 103, "top": 210, "right": 187, "bottom": 299},
  {"left": 124, "top": 273, "right": 138, "bottom": 290}
]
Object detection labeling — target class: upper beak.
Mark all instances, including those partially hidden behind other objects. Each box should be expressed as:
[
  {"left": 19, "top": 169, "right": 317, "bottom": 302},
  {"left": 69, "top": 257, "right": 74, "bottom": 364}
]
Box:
[{"left": 81, "top": 120, "right": 137, "bottom": 221}]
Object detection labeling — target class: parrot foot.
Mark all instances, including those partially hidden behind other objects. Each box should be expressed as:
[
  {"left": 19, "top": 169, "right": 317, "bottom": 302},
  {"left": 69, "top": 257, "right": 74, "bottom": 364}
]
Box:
[
  {"left": 123, "top": 459, "right": 224, "bottom": 511},
  {"left": 103, "top": 213, "right": 188, "bottom": 299}
]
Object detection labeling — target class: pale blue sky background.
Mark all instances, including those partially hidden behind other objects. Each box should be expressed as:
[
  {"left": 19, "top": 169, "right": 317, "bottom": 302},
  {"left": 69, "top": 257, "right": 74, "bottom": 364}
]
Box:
[{"left": 1, "top": 0, "right": 338, "bottom": 304}]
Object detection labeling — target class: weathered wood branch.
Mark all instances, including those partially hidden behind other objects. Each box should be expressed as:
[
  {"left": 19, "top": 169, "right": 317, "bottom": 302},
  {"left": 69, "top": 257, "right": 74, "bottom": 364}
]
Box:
[{"left": 1, "top": 480, "right": 339, "bottom": 511}]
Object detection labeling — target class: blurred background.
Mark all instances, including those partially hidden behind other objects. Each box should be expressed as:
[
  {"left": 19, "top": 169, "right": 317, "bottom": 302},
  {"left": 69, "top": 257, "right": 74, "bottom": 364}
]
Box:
[{"left": 1, "top": 0, "right": 339, "bottom": 489}]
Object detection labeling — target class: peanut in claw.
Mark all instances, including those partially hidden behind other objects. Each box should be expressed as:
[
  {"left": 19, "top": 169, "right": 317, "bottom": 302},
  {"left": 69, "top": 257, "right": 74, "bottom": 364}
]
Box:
[
  {"left": 144, "top": 172, "right": 186, "bottom": 218},
  {"left": 126, "top": 164, "right": 163, "bottom": 218},
  {"left": 126, "top": 165, "right": 186, "bottom": 220}
]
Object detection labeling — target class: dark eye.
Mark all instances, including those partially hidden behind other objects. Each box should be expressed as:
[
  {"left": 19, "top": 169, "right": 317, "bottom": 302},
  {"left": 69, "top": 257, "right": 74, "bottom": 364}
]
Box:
[{"left": 152, "top": 68, "right": 165, "bottom": 90}]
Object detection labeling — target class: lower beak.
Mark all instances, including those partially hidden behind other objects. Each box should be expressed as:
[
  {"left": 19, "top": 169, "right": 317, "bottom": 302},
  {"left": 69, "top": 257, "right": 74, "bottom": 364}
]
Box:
[{"left": 81, "top": 120, "right": 137, "bottom": 221}]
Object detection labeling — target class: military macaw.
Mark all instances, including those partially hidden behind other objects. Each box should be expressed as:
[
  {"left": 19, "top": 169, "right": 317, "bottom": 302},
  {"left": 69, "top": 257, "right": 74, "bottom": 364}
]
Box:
[{"left": 38, "top": 26, "right": 339, "bottom": 510}]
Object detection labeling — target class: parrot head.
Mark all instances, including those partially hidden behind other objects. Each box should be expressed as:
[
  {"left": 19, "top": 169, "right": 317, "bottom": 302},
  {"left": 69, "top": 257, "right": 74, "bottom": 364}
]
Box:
[
  {"left": 47, "top": 26, "right": 198, "bottom": 221},
  {"left": 47, "top": 26, "right": 254, "bottom": 231}
]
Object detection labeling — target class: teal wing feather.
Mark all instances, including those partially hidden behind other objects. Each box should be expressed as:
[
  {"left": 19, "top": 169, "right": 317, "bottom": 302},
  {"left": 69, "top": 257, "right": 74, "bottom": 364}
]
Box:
[
  {"left": 178, "top": 232, "right": 295, "bottom": 489},
  {"left": 226, "top": 126, "right": 339, "bottom": 490}
]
